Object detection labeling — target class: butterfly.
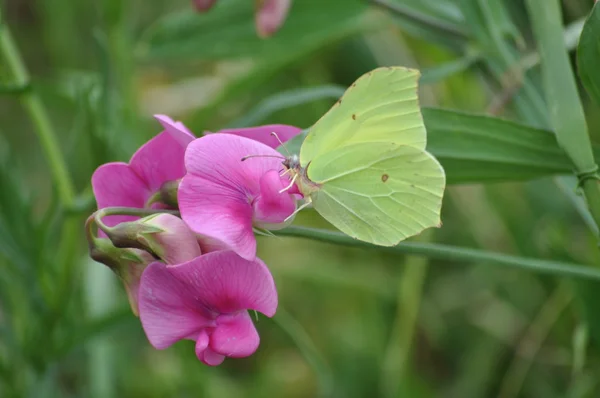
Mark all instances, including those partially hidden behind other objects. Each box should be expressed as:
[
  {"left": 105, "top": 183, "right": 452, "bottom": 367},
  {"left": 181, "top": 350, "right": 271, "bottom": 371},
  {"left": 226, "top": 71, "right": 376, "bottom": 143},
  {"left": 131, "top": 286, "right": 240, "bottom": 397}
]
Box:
[{"left": 282, "top": 66, "right": 446, "bottom": 246}]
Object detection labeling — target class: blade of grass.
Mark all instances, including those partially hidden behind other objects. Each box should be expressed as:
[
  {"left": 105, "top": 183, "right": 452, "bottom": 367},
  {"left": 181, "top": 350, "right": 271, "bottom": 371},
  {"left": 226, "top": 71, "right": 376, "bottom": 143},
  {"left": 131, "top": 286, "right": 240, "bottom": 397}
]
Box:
[
  {"left": 276, "top": 227, "right": 600, "bottom": 281},
  {"left": 272, "top": 308, "right": 335, "bottom": 398},
  {"left": 0, "top": 12, "right": 75, "bottom": 206},
  {"left": 380, "top": 232, "right": 431, "bottom": 398},
  {"left": 497, "top": 284, "right": 572, "bottom": 398},
  {"left": 525, "top": 0, "right": 600, "bottom": 233}
]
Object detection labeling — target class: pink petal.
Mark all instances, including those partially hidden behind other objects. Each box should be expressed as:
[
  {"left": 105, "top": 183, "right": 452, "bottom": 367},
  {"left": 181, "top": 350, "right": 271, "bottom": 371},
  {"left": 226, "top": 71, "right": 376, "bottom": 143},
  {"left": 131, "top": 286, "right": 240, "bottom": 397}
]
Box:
[
  {"left": 167, "top": 251, "right": 278, "bottom": 317},
  {"left": 91, "top": 162, "right": 149, "bottom": 227},
  {"left": 138, "top": 262, "right": 213, "bottom": 350},
  {"left": 129, "top": 131, "right": 188, "bottom": 192},
  {"left": 253, "top": 169, "right": 296, "bottom": 227},
  {"left": 179, "top": 174, "right": 256, "bottom": 260},
  {"left": 211, "top": 311, "right": 260, "bottom": 358},
  {"left": 216, "top": 124, "right": 302, "bottom": 149},
  {"left": 153, "top": 114, "right": 196, "bottom": 148},
  {"left": 193, "top": 0, "right": 218, "bottom": 11},
  {"left": 201, "top": 348, "right": 226, "bottom": 366},
  {"left": 255, "top": 0, "right": 292, "bottom": 38},
  {"left": 179, "top": 134, "right": 289, "bottom": 259}
]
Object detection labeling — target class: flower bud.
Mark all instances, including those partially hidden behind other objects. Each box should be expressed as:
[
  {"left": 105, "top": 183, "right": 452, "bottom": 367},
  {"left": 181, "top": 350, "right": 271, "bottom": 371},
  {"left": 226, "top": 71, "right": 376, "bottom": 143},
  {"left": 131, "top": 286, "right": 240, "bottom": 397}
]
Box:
[
  {"left": 89, "top": 238, "right": 154, "bottom": 315},
  {"left": 107, "top": 214, "right": 202, "bottom": 265}
]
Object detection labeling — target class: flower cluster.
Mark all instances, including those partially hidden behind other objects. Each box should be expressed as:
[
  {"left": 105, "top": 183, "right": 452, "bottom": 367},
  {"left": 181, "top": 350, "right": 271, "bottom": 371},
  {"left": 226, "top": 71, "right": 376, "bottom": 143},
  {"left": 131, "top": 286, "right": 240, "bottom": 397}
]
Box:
[{"left": 87, "top": 115, "right": 301, "bottom": 365}]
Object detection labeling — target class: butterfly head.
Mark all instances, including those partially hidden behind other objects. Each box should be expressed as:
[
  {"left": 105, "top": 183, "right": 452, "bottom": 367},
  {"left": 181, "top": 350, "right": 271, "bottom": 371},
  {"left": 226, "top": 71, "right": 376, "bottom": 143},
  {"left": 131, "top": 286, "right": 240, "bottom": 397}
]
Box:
[{"left": 282, "top": 154, "right": 300, "bottom": 171}]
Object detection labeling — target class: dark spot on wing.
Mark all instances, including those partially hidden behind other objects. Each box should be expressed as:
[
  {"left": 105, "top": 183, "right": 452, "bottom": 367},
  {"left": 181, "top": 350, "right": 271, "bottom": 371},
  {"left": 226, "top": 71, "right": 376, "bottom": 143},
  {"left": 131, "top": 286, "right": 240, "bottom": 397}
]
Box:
[
  {"left": 381, "top": 174, "right": 389, "bottom": 182},
  {"left": 352, "top": 114, "right": 356, "bottom": 120}
]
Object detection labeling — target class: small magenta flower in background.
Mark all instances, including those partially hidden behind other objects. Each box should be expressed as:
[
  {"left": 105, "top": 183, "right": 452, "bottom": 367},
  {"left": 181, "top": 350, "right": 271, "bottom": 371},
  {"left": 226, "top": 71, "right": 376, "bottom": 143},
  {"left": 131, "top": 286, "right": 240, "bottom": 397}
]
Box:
[
  {"left": 178, "top": 134, "right": 298, "bottom": 260},
  {"left": 192, "top": 0, "right": 292, "bottom": 38},
  {"left": 91, "top": 115, "right": 194, "bottom": 228},
  {"left": 138, "top": 250, "right": 278, "bottom": 366}
]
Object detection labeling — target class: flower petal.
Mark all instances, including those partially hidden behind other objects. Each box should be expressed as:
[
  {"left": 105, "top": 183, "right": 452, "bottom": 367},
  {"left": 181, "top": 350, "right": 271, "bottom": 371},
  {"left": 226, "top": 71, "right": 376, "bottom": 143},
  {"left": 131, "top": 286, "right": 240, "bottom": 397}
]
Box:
[
  {"left": 211, "top": 311, "right": 260, "bottom": 358},
  {"left": 179, "top": 174, "right": 256, "bottom": 260},
  {"left": 167, "top": 251, "right": 278, "bottom": 317},
  {"left": 91, "top": 162, "right": 149, "bottom": 227},
  {"left": 138, "top": 262, "right": 213, "bottom": 349},
  {"left": 201, "top": 348, "right": 226, "bottom": 366},
  {"left": 153, "top": 114, "right": 196, "bottom": 148},
  {"left": 255, "top": 0, "right": 292, "bottom": 38},
  {"left": 253, "top": 169, "right": 296, "bottom": 227},
  {"left": 179, "top": 134, "right": 289, "bottom": 259},
  {"left": 129, "top": 131, "right": 189, "bottom": 192},
  {"left": 215, "top": 124, "right": 302, "bottom": 149}
]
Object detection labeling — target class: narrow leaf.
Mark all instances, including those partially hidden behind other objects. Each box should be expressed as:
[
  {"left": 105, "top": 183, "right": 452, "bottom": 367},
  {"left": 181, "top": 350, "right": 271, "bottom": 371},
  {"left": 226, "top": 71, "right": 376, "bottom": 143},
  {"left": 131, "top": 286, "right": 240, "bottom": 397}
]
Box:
[
  {"left": 423, "top": 108, "right": 575, "bottom": 184},
  {"left": 577, "top": 2, "right": 600, "bottom": 107}
]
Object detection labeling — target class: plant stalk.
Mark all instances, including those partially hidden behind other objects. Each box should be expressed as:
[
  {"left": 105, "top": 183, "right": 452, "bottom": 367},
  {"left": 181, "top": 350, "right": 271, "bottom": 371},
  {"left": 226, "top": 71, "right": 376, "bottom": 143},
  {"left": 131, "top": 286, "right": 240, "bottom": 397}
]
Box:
[
  {"left": 0, "top": 19, "right": 75, "bottom": 206},
  {"left": 277, "top": 227, "right": 600, "bottom": 281}
]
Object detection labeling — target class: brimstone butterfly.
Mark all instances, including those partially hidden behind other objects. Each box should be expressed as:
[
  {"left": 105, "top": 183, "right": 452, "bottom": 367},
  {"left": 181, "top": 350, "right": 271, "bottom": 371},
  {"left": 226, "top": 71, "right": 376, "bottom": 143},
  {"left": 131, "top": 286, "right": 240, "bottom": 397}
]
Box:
[{"left": 283, "top": 66, "right": 446, "bottom": 246}]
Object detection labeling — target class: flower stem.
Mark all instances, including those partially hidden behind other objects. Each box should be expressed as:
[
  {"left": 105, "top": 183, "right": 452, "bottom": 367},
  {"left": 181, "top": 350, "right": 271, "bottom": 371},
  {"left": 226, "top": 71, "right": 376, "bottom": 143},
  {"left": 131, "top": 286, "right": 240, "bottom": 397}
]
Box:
[
  {"left": 277, "top": 226, "right": 600, "bottom": 281},
  {"left": 0, "top": 15, "right": 75, "bottom": 206},
  {"left": 525, "top": 0, "right": 600, "bottom": 233}
]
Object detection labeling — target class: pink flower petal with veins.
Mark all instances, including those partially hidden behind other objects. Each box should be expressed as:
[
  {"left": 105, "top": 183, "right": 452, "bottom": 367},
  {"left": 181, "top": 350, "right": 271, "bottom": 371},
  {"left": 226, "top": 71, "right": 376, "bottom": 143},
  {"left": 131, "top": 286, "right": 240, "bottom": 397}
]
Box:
[
  {"left": 215, "top": 124, "right": 301, "bottom": 149},
  {"left": 92, "top": 115, "right": 194, "bottom": 217},
  {"left": 138, "top": 251, "right": 277, "bottom": 366},
  {"left": 253, "top": 169, "right": 296, "bottom": 227},
  {"left": 179, "top": 134, "right": 296, "bottom": 260},
  {"left": 138, "top": 261, "right": 213, "bottom": 349},
  {"left": 91, "top": 163, "right": 149, "bottom": 227}
]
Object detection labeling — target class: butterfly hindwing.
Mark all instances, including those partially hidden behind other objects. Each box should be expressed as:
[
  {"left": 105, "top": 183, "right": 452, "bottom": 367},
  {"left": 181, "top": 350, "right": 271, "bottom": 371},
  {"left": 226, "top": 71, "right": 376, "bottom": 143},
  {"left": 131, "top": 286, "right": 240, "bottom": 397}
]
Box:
[{"left": 307, "top": 142, "right": 445, "bottom": 246}]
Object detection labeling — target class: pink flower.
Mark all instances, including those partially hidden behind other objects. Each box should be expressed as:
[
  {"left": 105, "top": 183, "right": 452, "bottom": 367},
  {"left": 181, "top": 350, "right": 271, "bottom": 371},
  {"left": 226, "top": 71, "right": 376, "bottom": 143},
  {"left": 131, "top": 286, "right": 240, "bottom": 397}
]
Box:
[
  {"left": 192, "top": 0, "right": 292, "bottom": 38},
  {"left": 138, "top": 250, "right": 278, "bottom": 366},
  {"left": 91, "top": 115, "right": 195, "bottom": 227},
  {"left": 210, "top": 124, "right": 302, "bottom": 149},
  {"left": 178, "top": 134, "right": 296, "bottom": 260},
  {"left": 255, "top": 0, "right": 292, "bottom": 38}
]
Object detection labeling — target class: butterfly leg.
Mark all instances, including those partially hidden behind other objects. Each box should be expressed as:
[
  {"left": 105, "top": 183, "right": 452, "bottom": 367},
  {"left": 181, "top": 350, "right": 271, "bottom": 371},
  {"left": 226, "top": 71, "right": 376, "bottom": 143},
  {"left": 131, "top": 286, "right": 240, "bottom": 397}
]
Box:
[
  {"left": 284, "top": 199, "right": 312, "bottom": 222},
  {"left": 279, "top": 173, "right": 298, "bottom": 194}
]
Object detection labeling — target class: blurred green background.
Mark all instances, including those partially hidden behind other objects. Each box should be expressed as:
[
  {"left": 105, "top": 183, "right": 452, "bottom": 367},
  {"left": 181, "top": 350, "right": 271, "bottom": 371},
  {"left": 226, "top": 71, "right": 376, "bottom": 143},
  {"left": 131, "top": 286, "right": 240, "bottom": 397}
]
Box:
[{"left": 2, "top": 0, "right": 600, "bottom": 397}]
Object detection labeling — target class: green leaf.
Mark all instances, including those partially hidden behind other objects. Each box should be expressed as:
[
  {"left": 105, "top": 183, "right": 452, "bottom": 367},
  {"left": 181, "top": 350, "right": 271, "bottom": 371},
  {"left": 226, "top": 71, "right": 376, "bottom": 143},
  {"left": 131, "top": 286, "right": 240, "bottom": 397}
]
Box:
[
  {"left": 139, "top": 0, "right": 369, "bottom": 61},
  {"left": 526, "top": 0, "right": 593, "bottom": 173},
  {"left": 577, "top": 2, "right": 600, "bottom": 108},
  {"left": 423, "top": 108, "right": 574, "bottom": 184}
]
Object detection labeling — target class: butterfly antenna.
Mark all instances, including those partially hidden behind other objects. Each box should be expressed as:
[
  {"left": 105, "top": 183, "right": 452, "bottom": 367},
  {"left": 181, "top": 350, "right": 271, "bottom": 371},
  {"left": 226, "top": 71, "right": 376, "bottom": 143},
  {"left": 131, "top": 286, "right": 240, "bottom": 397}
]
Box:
[
  {"left": 241, "top": 154, "right": 286, "bottom": 162},
  {"left": 271, "top": 132, "right": 291, "bottom": 156}
]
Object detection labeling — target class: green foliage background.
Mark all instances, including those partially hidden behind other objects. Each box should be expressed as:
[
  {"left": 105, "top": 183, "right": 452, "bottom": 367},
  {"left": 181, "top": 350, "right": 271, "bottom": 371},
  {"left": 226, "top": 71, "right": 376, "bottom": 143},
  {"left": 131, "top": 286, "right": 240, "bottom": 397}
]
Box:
[{"left": 2, "top": 0, "right": 600, "bottom": 397}]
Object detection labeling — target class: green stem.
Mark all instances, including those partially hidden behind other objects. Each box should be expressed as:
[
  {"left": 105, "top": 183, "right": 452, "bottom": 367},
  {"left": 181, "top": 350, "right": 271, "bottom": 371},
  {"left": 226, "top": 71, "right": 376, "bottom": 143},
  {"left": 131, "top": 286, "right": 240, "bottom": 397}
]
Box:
[
  {"left": 0, "top": 18, "right": 75, "bottom": 206},
  {"left": 93, "top": 207, "right": 180, "bottom": 236},
  {"left": 369, "top": 0, "right": 468, "bottom": 41},
  {"left": 277, "top": 227, "right": 600, "bottom": 281},
  {"left": 380, "top": 233, "right": 430, "bottom": 398},
  {"left": 525, "top": 0, "right": 600, "bottom": 232}
]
